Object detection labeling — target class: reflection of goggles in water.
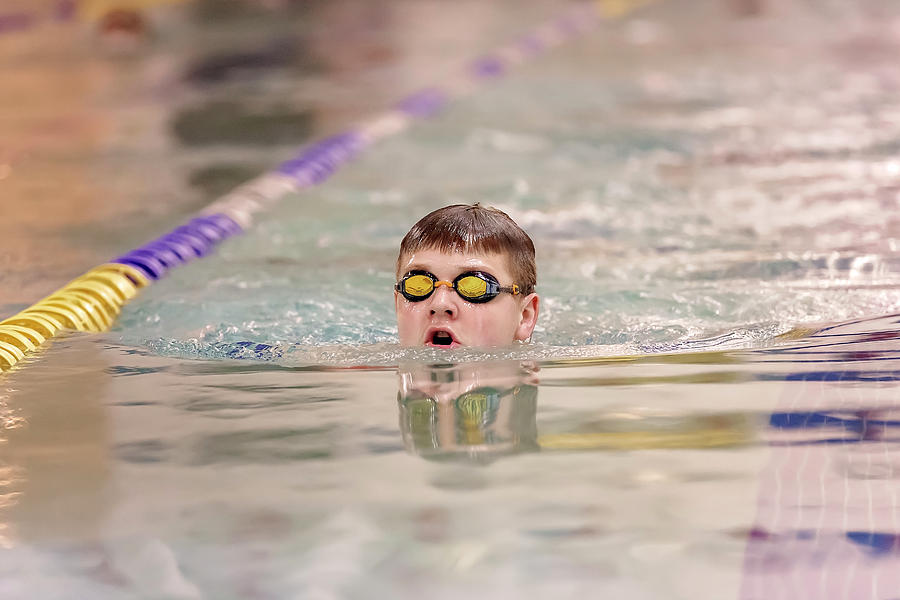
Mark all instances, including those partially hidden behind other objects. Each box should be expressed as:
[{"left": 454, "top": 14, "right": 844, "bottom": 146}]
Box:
[
  {"left": 401, "top": 387, "right": 510, "bottom": 447},
  {"left": 395, "top": 270, "right": 520, "bottom": 304}
]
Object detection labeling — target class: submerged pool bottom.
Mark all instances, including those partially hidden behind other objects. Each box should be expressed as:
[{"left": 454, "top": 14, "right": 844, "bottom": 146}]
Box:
[{"left": 1, "top": 314, "right": 900, "bottom": 599}]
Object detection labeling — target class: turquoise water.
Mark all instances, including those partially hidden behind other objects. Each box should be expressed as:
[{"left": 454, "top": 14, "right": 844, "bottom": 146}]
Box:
[
  {"left": 98, "top": 0, "right": 900, "bottom": 362},
  {"left": 4, "top": 0, "right": 900, "bottom": 598}
]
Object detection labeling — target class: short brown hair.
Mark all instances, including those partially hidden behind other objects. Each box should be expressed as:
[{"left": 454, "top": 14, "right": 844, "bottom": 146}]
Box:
[{"left": 397, "top": 203, "right": 536, "bottom": 294}]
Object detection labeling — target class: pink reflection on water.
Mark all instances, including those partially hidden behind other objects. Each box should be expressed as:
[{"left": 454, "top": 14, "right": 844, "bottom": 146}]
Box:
[{"left": 742, "top": 325, "right": 900, "bottom": 599}]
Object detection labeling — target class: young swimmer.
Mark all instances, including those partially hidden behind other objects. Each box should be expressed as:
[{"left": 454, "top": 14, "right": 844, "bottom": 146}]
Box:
[{"left": 395, "top": 203, "right": 539, "bottom": 348}]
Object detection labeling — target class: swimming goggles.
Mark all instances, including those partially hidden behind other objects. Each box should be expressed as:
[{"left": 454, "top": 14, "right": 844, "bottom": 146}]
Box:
[{"left": 395, "top": 270, "right": 520, "bottom": 304}]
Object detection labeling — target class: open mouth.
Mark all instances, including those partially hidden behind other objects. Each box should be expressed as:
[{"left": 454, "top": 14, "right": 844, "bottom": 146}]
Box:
[{"left": 426, "top": 330, "right": 458, "bottom": 348}]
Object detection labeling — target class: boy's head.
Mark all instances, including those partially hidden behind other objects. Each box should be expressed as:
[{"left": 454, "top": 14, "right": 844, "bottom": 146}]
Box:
[{"left": 395, "top": 203, "right": 539, "bottom": 348}]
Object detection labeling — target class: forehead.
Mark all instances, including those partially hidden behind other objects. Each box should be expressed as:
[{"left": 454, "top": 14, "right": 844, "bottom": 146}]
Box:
[{"left": 397, "top": 248, "right": 513, "bottom": 278}]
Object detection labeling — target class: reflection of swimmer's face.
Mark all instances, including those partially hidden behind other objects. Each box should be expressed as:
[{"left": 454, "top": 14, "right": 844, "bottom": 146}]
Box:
[
  {"left": 395, "top": 249, "right": 539, "bottom": 348},
  {"left": 400, "top": 386, "right": 517, "bottom": 449},
  {"left": 397, "top": 362, "right": 539, "bottom": 462},
  {"left": 399, "top": 360, "right": 534, "bottom": 402}
]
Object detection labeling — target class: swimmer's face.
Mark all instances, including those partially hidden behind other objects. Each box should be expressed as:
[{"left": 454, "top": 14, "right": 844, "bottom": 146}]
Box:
[{"left": 395, "top": 248, "right": 539, "bottom": 348}]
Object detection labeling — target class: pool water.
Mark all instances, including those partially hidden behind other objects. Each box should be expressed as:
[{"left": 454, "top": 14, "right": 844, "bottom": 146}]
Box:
[
  {"left": 3, "top": 0, "right": 900, "bottom": 598},
  {"left": 103, "top": 0, "right": 900, "bottom": 357}
]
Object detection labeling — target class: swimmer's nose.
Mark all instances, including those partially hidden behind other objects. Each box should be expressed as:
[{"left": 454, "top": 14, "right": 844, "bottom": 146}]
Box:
[{"left": 429, "top": 282, "right": 457, "bottom": 317}]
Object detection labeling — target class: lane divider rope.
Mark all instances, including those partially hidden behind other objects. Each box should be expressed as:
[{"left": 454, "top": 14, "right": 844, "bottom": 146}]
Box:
[{"left": 0, "top": 0, "right": 659, "bottom": 372}]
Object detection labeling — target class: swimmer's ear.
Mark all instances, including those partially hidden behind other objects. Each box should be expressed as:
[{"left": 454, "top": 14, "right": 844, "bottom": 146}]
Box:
[{"left": 514, "top": 293, "right": 539, "bottom": 342}]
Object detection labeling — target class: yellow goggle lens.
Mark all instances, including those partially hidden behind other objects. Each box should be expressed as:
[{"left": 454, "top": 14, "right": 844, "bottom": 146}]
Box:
[
  {"left": 456, "top": 275, "right": 488, "bottom": 299},
  {"left": 457, "top": 392, "right": 489, "bottom": 420},
  {"left": 403, "top": 274, "right": 434, "bottom": 297}
]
